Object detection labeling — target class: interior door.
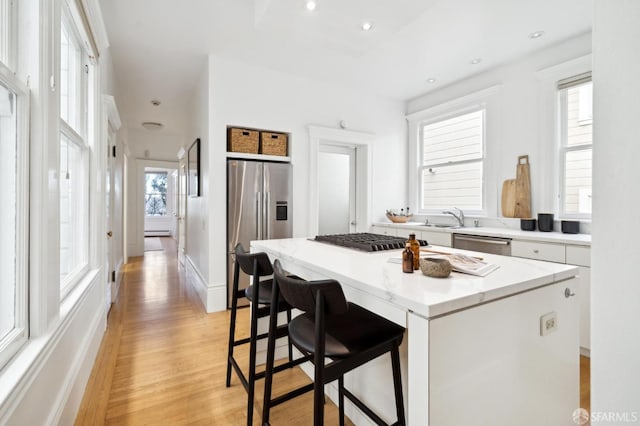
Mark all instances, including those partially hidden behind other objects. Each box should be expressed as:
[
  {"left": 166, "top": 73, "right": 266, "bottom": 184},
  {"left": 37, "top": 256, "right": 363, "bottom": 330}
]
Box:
[
  {"left": 318, "top": 144, "right": 356, "bottom": 234},
  {"left": 106, "top": 124, "right": 116, "bottom": 309}
]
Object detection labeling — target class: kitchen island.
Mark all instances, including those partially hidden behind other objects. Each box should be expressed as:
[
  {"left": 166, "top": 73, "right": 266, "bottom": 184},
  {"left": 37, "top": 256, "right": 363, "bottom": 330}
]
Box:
[{"left": 251, "top": 238, "right": 580, "bottom": 425}]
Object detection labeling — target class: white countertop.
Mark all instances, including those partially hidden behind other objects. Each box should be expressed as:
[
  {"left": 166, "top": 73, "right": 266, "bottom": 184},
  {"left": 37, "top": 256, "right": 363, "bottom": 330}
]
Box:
[
  {"left": 251, "top": 238, "right": 578, "bottom": 319},
  {"left": 374, "top": 221, "right": 592, "bottom": 246}
]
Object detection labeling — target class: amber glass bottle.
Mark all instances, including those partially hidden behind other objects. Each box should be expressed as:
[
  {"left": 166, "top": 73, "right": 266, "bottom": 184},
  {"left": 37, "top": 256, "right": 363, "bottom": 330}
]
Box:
[
  {"left": 402, "top": 243, "right": 414, "bottom": 273},
  {"left": 408, "top": 233, "right": 420, "bottom": 270}
]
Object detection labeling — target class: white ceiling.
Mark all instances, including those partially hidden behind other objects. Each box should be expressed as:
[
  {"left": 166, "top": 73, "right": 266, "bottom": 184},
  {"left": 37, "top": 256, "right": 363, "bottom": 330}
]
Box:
[{"left": 99, "top": 0, "right": 592, "bottom": 135}]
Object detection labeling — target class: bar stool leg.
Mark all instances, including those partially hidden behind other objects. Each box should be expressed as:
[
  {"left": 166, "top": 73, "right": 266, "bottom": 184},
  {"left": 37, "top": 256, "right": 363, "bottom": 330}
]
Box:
[
  {"left": 226, "top": 262, "right": 241, "bottom": 388},
  {"left": 261, "top": 279, "right": 281, "bottom": 426},
  {"left": 338, "top": 376, "right": 345, "bottom": 426},
  {"left": 390, "top": 342, "right": 406, "bottom": 426},
  {"left": 286, "top": 308, "right": 293, "bottom": 363},
  {"left": 246, "top": 264, "right": 261, "bottom": 426}
]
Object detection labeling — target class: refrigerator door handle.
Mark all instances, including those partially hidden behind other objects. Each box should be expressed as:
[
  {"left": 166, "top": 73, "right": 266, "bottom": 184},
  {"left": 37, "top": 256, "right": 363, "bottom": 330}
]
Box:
[
  {"left": 256, "top": 192, "right": 262, "bottom": 240},
  {"left": 264, "top": 191, "right": 270, "bottom": 239}
]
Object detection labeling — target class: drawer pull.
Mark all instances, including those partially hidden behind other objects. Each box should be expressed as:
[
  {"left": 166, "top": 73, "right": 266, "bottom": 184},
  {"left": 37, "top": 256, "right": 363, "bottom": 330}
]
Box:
[
  {"left": 564, "top": 288, "right": 575, "bottom": 298},
  {"left": 533, "top": 249, "right": 539, "bottom": 254}
]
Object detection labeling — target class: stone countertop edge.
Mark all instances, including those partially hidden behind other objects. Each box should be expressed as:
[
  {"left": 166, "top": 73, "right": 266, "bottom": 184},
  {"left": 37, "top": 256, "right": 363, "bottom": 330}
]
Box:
[
  {"left": 373, "top": 222, "right": 592, "bottom": 246},
  {"left": 251, "top": 238, "right": 579, "bottom": 320}
]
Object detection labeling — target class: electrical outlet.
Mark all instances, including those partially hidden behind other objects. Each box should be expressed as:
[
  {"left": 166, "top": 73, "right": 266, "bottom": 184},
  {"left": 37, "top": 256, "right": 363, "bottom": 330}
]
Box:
[{"left": 540, "top": 312, "right": 557, "bottom": 336}]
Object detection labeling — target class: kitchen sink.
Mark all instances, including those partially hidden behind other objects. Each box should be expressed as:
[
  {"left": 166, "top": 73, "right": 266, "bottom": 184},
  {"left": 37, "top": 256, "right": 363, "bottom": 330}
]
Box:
[{"left": 422, "top": 224, "right": 462, "bottom": 229}]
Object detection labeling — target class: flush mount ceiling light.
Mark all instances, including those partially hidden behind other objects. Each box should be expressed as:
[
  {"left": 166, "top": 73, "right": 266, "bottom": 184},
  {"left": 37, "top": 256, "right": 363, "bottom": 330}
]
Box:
[
  {"left": 426, "top": 78, "right": 436, "bottom": 84},
  {"left": 529, "top": 30, "right": 545, "bottom": 39},
  {"left": 150, "top": 99, "right": 161, "bottom": 106},
  {"left": 361, "top": 22, "right": 372, "bottom": 31},
  {"left": 142, "top": 121, "right": 163, "bottom": 131},
  {"left": 306, "top": 0, "right": 317, "bottom": 11},
  {"left": 470, "top": 58, "right": 482, "bottom": 65}
]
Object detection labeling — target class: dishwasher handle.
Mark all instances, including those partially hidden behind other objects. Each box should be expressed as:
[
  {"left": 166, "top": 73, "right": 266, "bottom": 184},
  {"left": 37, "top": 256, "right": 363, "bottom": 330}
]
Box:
[{"left": 453, "top": 235, "right": 511, "bottom": 245}]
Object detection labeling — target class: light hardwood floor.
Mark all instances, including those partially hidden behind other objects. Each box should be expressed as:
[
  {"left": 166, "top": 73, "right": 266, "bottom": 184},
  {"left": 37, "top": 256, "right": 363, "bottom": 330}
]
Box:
[
  {"left": 75, "top": 237, "right": 590, "bottom": 425},
  {"left": 75, "top": 238, "right": 349, "bottom": 425}
]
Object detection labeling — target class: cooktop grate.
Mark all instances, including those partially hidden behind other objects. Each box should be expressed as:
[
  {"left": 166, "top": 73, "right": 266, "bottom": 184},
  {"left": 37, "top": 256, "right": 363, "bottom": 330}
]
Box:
[{"left": 314, "top": 232, "right": 429, "bottom": 252}]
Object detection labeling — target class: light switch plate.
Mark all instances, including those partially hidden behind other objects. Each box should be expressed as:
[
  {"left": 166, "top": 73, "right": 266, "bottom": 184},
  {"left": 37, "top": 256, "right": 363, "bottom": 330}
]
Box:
[{"left": 540, "top": 312, "right": 557, "bottom": 336}]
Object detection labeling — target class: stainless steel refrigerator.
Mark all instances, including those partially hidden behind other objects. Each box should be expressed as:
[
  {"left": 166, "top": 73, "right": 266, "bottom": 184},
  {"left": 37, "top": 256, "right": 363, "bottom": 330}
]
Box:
[{"left": 227, "top": 159, "right": 293, "bottom": 307}]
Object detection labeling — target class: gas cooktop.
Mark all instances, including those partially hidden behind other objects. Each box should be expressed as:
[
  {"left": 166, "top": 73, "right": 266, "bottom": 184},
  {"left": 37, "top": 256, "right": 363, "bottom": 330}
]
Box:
[{"left": 314, "top": 233, "right": 429, "bottom": 252}]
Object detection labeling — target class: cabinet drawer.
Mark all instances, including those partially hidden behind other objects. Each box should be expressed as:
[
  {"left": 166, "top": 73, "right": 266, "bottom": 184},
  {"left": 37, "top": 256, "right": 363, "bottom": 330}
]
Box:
[
  {"left": 421, "top": 230, "right": 452, "bottom": 247},
  {"left": 370, "top": 226, "right": 397, "bottom": 237},
  {"left": 566, "top": 245, "right": 591, "bottom": 267},
  {"left": 511, "top": 240, "right": 566, "bottom": 263}
]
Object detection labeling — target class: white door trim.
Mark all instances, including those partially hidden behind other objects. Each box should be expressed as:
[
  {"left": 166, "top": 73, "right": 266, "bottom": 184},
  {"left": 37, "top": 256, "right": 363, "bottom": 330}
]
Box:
[{"left": 308, "top": 125, "right": 374, "bottom": 236}]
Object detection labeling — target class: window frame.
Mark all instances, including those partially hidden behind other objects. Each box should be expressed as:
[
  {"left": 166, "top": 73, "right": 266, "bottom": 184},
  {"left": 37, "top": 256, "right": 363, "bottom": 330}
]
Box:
[
  {"left": 145, "top": 171, "right": 170, "bottom": 217},
  {"left": 58, "top": 1, "right": 92, "bottom": 299},
  {"left": 0, "top": 0, "right": 17, "bottom": 69},
  {"left": 417, "top": 106, "right": 487, "bottom": 215},
  {"left": 0, "top": 61, "right": 30, "bottom": 370},
  {"left": 558, "top": 76, "right": 593, "bottom": 220}
]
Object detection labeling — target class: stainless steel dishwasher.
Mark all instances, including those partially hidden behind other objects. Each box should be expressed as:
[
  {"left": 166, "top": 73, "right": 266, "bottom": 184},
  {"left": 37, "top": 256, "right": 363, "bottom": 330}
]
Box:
[{"left": 452, "top": 234, "right": 512, "bottom": 256}]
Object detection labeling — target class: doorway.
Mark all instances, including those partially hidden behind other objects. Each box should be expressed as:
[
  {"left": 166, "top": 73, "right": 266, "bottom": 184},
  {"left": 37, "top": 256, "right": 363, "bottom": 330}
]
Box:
[
  {"left": 318, "top": 145, "right": 356, "bottom": 234},
  {"left": 143, "top": 166, "right": 177, "bottom": 238},
  {"left": 308, "top": 125, "right": 373, "bottom": 236}
]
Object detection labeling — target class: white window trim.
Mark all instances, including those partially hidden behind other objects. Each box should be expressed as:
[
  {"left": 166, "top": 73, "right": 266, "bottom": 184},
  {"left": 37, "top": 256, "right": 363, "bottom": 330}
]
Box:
[
  {"left": 558, "top": 80, "right": 593, "bottom": 220},
  {"left": 536, "top": 54, "right": 592, "bottom": 217},
  {"left": 407, "top": 85, "right": 500, "bottom": 217},
  {"left": 59, "top": 2, "right": 92, "bottom": 300},
  {"left": 0, "top": 0, "right": 17, "bottom": 69},
  {"left": 0, "top": 61, "right": 30, "bottom": 370}
]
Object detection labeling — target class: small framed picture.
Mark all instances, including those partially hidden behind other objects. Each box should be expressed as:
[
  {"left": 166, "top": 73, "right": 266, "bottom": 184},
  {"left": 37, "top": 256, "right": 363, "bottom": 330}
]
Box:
[{"left": 188, "top": 138, "right": 200, "bottom": 197}]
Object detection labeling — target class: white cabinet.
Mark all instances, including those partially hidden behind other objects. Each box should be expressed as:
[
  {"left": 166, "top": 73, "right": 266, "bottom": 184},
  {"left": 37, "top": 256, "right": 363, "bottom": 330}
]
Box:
[
  {"left": 429, "top": 279, "right": 579, "bottom": 425},
  {"left": 566, "top": 245, "right": 590, "bottom": 267},
  {"left": 370, "top": 225, "right": 396, "bottom": 236},
  {"left": 511, "top": 240, "right": 566, "bottom": 263},
  {"left": 577, "top": 266, "right": 591, "bottom": 353},
  {"left": 421, "top": 230, "right": 452, "bottom": 247}
]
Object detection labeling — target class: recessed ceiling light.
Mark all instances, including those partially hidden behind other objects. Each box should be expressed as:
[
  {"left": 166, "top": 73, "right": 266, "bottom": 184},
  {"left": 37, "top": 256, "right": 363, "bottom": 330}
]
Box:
[
  {"left": 142, "top": 122, "right": 163, "bottom": 131},
  {"left": 361, "top": 22, "right": 372, "bottom": 31},
  {"left": 470, "top": 58, "right": 482, "bottom": 65},
  {"left": 426, "top": 78, "right": 436, "bottom": 84},
  {"left": 150, "top": 99, "right": 161, "bottom": 106},
  {"left": 306, "top": 0, "right": 317, "bottom": 11},
  {"left": 529, "top": 30, "right": 545, "bottom": 39}
]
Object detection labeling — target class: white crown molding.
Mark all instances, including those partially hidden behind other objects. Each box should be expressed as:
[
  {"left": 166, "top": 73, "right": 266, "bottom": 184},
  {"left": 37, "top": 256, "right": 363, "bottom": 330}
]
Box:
[{"left": 80, "top": 0, "right": 110, "bottom": 52}]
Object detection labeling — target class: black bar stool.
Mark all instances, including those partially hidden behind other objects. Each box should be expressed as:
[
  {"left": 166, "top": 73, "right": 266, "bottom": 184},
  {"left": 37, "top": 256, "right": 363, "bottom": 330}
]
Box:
[
  {"left": 262, "top": 259, "right": 406, "bottom": 426},
  {"left": 226, "top": 244, "right": 307, "bottom": 425}
]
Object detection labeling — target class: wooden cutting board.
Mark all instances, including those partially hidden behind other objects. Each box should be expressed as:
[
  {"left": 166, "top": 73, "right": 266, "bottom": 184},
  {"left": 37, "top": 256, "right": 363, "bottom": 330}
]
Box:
[
  {"left": 501, "top": 179, "right": 516, "bottom": 217},
  {"left": 514, "top": 155, "right": 531, "bottom": 218}
]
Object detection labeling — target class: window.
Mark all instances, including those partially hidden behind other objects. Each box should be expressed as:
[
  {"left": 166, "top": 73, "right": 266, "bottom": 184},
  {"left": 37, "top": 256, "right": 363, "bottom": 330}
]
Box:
[
  {"left": 59, "top": 5, "right": 91, "bottom": 295},
  {"left": 145, "top": 172, "right": 168, "bottom": 216},
  {"left": 0, "top": 62, "right": 29, "bottom": 369},
  {"left": 559, "top": 73, "right": 592, "bottom": 217},
  {"left": 419, "top": 109, "right": 484, "bottom": 211},
  {"left": 0, "top": 0, "right": 14, "bottom": 67}
]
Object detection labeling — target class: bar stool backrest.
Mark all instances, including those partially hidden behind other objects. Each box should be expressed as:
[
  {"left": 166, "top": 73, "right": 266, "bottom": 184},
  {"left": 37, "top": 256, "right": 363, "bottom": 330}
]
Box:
[
  {"left": 273, "top": 259, "right": 348, "bottom": 316},
  {"left": 234, "top": 243, "right": 273, "bottom": 277}
]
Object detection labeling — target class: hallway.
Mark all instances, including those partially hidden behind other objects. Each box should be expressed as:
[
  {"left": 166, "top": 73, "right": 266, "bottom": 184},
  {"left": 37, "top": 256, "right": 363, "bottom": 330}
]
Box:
[{"left": 75, "top": 238, "right": 345, "bottom": 425}]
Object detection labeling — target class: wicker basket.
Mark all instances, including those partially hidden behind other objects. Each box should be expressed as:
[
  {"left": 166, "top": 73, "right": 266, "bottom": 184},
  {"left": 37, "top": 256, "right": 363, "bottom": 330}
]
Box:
[
  {"left": 260, "top": 132, "right": 288, "bottom": 156},
  {"left": 228, "top": 128, "right": 259, "bottom": 154}
]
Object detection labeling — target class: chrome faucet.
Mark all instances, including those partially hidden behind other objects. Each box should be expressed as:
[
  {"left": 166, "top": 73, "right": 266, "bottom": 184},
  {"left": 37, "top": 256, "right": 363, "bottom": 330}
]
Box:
[{"left": 443, "top": 207, "right": 465, "bottom": 227}]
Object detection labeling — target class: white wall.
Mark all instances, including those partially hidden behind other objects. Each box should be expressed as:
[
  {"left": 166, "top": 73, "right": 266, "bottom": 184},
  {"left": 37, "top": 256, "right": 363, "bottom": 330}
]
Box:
[
  {"left": 197, "top": 55, "right": 406, "bottom": 312},
  {"left": 184, "top": 62, "right": 210, "bottom": 294},
  {"left": 591, "top": 0, "right": 640, "bottom": 418},
  {"left": 406, "top": 33, "right": 592, "bottom": 223}
]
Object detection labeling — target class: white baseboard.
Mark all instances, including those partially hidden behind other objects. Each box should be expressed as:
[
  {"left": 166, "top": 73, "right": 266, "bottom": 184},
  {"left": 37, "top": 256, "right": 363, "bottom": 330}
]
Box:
[
  {"left": 144, "top": 230, "right": 171, "bottom": 237},
  {"left": 185, "top": 256, "right": 226, "bottom": 313}
]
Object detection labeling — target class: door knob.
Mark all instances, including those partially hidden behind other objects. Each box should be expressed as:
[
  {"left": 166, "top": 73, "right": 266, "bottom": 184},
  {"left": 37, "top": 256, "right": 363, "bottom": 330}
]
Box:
[{"left": 107, "top": 231, "right": 113, "bottom": 237}]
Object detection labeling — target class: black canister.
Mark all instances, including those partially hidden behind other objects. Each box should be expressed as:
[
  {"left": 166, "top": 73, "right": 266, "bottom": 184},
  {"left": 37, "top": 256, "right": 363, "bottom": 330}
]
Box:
[
  {"left": 520, "top": 218, "right": 537, "bottom": 231},
  {"left": 537, "top": 213, "right": 554, "bottom": 232},
  {"left": 561, "top": 220, "right": 580, "bottom": 234}
]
